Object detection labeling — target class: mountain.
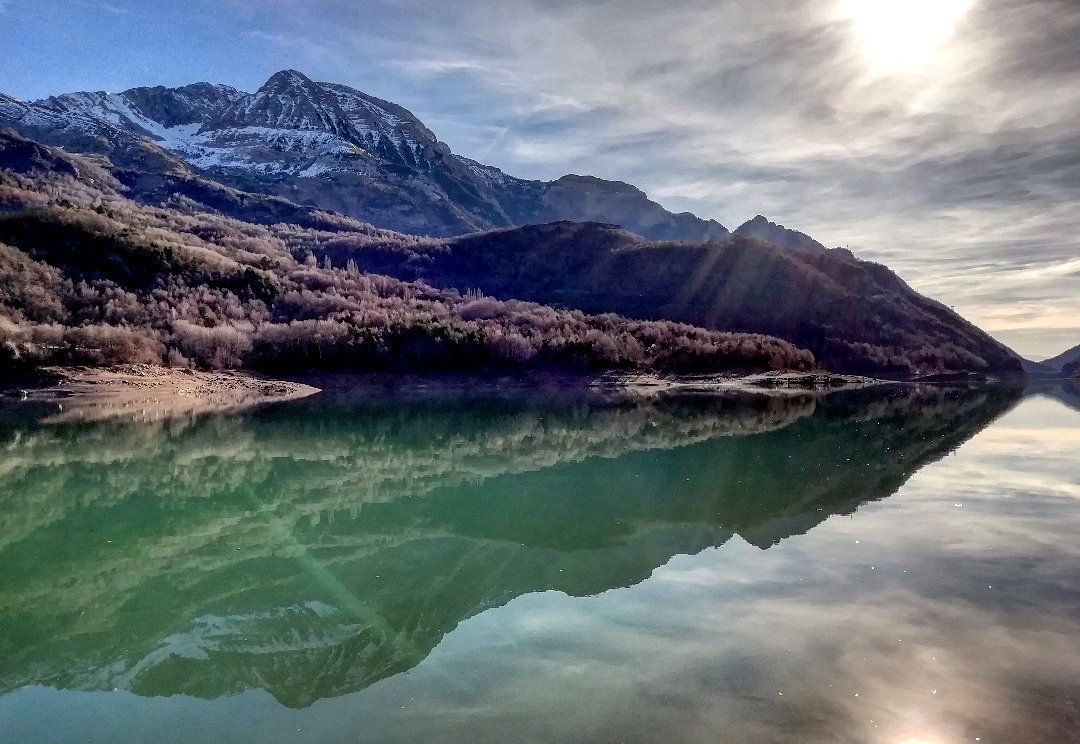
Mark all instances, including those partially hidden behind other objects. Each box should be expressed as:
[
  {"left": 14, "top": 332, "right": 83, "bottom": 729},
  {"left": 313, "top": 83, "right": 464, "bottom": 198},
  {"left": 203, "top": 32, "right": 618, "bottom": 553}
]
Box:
[
  {"left": 322, "top": 220, "right": 1024, "bottom": 376},
  {"left": 0, "top": 131, "right": 1024, "bottom": 377},
  {"left": 0, "top": 70, "right": 727, "bottom": 240},
  {"left": 736, "top": 215, "right": 833, "bottom": 254},
  {"left": 537, "top": 174, "right": 728, "bottom": 240},
  {"left": 1040, "top": 343, "right": 1080, "bottom": 372},
  {"left": 1024, "top": 342, "right": 1080, "bottom": 376},
  {"left": 0, "top": 131, "right": 815, "bottom": 380}
]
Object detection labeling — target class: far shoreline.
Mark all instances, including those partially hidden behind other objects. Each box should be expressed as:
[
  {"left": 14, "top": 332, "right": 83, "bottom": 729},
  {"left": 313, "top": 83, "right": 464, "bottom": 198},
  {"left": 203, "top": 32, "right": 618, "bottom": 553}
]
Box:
[
  {"left": 1, "top": 365, "right": 320, "bottom": 423},
  {"left": 0, "top": 364, "right": 1023, "bottom": 424}
]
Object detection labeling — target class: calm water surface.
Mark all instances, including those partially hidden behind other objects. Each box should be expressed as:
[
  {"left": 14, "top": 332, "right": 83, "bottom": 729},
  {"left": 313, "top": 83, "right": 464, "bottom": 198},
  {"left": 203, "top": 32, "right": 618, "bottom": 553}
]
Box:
[{"left": 0, "top": 382, "right": 1077, "bottom": 743}]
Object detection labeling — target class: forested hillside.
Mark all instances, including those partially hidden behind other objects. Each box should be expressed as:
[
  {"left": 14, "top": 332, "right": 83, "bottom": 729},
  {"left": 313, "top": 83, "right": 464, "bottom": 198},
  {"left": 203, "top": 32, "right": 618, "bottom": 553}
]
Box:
[
  {"left": 319, "top": 221, "right": 1023, "bottom": 377},
  {"left": 0, "top": 133, "right": 814, "bottom": 380},
  {"left": 0, "top": 131, "right": 1025, "bottom": 380}
]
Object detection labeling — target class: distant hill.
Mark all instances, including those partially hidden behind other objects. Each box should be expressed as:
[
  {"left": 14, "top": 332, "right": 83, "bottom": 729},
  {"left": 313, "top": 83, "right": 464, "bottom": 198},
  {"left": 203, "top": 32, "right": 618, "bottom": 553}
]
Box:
[
  {"left": 1, "top": 70, "right": 728, "bottom": 241},
  {"left": 1041, "top": 343, "right": 1080, "bottom": 372},
  {"left": 735, "top": 215, "right": 833, "bottom": 254},
  {"left": 326, "top": 220, "right": 1023, "bottom": 377},
  {"left": 0, "top": 128, "right": 1024, "bottom": 379},
  {"left": 0, "top": 131, "right": 814, "bottom": 379}
]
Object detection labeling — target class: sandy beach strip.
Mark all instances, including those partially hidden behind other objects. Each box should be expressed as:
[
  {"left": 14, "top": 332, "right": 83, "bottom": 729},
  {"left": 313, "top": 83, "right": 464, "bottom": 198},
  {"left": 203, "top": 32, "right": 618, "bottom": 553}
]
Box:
[{"left": 7, "top": 365, "right": 320, "bottom": 423}]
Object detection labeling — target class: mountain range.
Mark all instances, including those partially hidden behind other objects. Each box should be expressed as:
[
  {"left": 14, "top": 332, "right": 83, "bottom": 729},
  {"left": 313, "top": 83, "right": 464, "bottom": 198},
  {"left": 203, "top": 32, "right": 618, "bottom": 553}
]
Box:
[
  {"left": 1038, "top": 343, "right": 1080, "bottom": 374},
  {"left": 0, "top": 131, "right": 817, "bottom": 380},
  {"left": 0, "top": 70, "right": 1036, "bottom": 376},
  {"left": 0, "top": 69, "right": 729, "bottom": 240},
  {"left": 327, "top": 220, "right": 1022, "bottom": 375}
]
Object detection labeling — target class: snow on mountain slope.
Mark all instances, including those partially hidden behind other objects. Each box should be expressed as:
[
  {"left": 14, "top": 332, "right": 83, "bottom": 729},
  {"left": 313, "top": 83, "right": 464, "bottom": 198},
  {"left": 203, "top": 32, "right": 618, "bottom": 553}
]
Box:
[
  {"left": 121, "top": 82, "right": 246, "bottom": 127},
  {"left": 189, "top": 70, "right": 449, "bottom": 175},
  {"left": 0, "top": 93, "right": 27, "bottom": 122},
  {"left": 456, "top": 154, "right": 534, "bottom": 189},
  {"left": 3, "top": 70, "right": 408, "bottom": 179},
  {"left": 0, "top": 69, "right": 729, "bottom": 239}
]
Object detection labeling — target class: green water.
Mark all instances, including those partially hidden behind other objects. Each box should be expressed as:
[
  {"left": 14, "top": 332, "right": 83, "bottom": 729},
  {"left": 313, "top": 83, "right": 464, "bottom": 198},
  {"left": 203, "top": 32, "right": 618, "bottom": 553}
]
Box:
[{"left": 0, "top": 382, "right": 1077, "bottom": 743}]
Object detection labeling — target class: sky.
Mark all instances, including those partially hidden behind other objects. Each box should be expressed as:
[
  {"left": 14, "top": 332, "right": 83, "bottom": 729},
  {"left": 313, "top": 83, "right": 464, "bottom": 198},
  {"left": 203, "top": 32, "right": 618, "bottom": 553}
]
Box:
[{"left": 1, "top": 0, "right": 1078, "bottom": 358}]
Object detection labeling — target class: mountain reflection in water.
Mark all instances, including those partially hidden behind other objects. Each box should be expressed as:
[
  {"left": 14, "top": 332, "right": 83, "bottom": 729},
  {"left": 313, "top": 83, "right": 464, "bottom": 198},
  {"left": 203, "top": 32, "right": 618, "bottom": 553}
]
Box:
[{"left": 0, "top": 384, "right": 1018, "bottom": 711}]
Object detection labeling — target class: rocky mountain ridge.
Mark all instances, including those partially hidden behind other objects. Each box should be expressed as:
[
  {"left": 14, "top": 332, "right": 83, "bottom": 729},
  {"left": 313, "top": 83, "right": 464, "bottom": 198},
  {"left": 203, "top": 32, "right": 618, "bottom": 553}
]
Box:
[
  {"left": 331, "top": 220, "right": 1023, "bottom": 376},
  {"left": 1, "top": 70, "right": 729, "bottom": 239},
  {"left": 0, "top": 130, "right": 1026, "bottom": 377},
  {"left": 1040, "top": 342, "right": 1080, "bottom": 372}
]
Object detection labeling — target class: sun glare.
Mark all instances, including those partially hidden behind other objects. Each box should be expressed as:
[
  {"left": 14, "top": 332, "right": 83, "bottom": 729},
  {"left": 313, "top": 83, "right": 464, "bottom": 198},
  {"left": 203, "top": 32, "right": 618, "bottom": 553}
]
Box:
[{"left": 837, "top": 0, "right": 975, "bottom": 72}]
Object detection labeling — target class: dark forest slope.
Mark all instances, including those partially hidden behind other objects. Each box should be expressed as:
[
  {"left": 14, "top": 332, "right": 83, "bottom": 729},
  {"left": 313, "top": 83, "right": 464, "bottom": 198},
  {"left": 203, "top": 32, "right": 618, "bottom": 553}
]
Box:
[
  {"left": 0, "top": 133, "right": 813, "bottom": 380},
  {"left": 0, "top": 131, "right": 1023, "bottom": 378},
  {"left": 319, "top": 221, "right": 1022, "bottom": 377}
]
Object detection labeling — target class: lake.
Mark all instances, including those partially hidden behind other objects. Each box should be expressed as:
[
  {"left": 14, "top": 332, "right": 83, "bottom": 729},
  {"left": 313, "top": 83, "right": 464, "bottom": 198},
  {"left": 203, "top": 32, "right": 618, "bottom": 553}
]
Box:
[{"left": 0, "top": 381, "right": 1077, "bottom": 743}]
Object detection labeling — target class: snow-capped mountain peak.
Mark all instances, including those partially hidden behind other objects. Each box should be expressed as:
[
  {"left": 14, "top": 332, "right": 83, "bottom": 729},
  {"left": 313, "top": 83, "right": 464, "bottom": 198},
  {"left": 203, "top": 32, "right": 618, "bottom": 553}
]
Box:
[
  {"left": 0, "top": 70, "right": 730, "bottom": 240},
  {"left": 201, "top": 70, "right": 445, "bottom": 159},
  {"left": 0, "top": 92, "right": 26, "bottom": 121},
  {"left": 3, "top": 70, "right": 448, "bottom": 180},
  {"left": 212, "top": 69, "right": 349, "bottom": 134},
  {"left": 121, "top": 82, "right": 245, "bottom": 127}
]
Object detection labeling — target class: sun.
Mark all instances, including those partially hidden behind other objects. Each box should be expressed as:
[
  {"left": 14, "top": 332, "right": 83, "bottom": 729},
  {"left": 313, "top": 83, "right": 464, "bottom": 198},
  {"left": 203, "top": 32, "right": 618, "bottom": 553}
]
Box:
[{"left": 836, "top": 0, "right": 975, "bottom": 72}]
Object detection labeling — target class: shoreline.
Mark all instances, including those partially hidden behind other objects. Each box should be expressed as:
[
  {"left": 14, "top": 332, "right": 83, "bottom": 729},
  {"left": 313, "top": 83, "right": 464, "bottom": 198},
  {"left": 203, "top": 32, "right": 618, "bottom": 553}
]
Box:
[
  {"left": 1, "top": 365, "right": 1007, "bottom": 423},
  {"left": 2, "top": 365, "right": 320, "bottom": 423}
]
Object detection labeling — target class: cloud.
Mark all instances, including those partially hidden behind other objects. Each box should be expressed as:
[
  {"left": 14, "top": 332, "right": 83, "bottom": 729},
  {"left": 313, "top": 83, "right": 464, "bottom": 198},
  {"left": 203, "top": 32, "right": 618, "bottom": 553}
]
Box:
[
  {"left": 390, "top": 59, "right": 490, "bottom": 77},
  {"left": 245, "top": 29, "right": 335, "bottom": 63}
]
